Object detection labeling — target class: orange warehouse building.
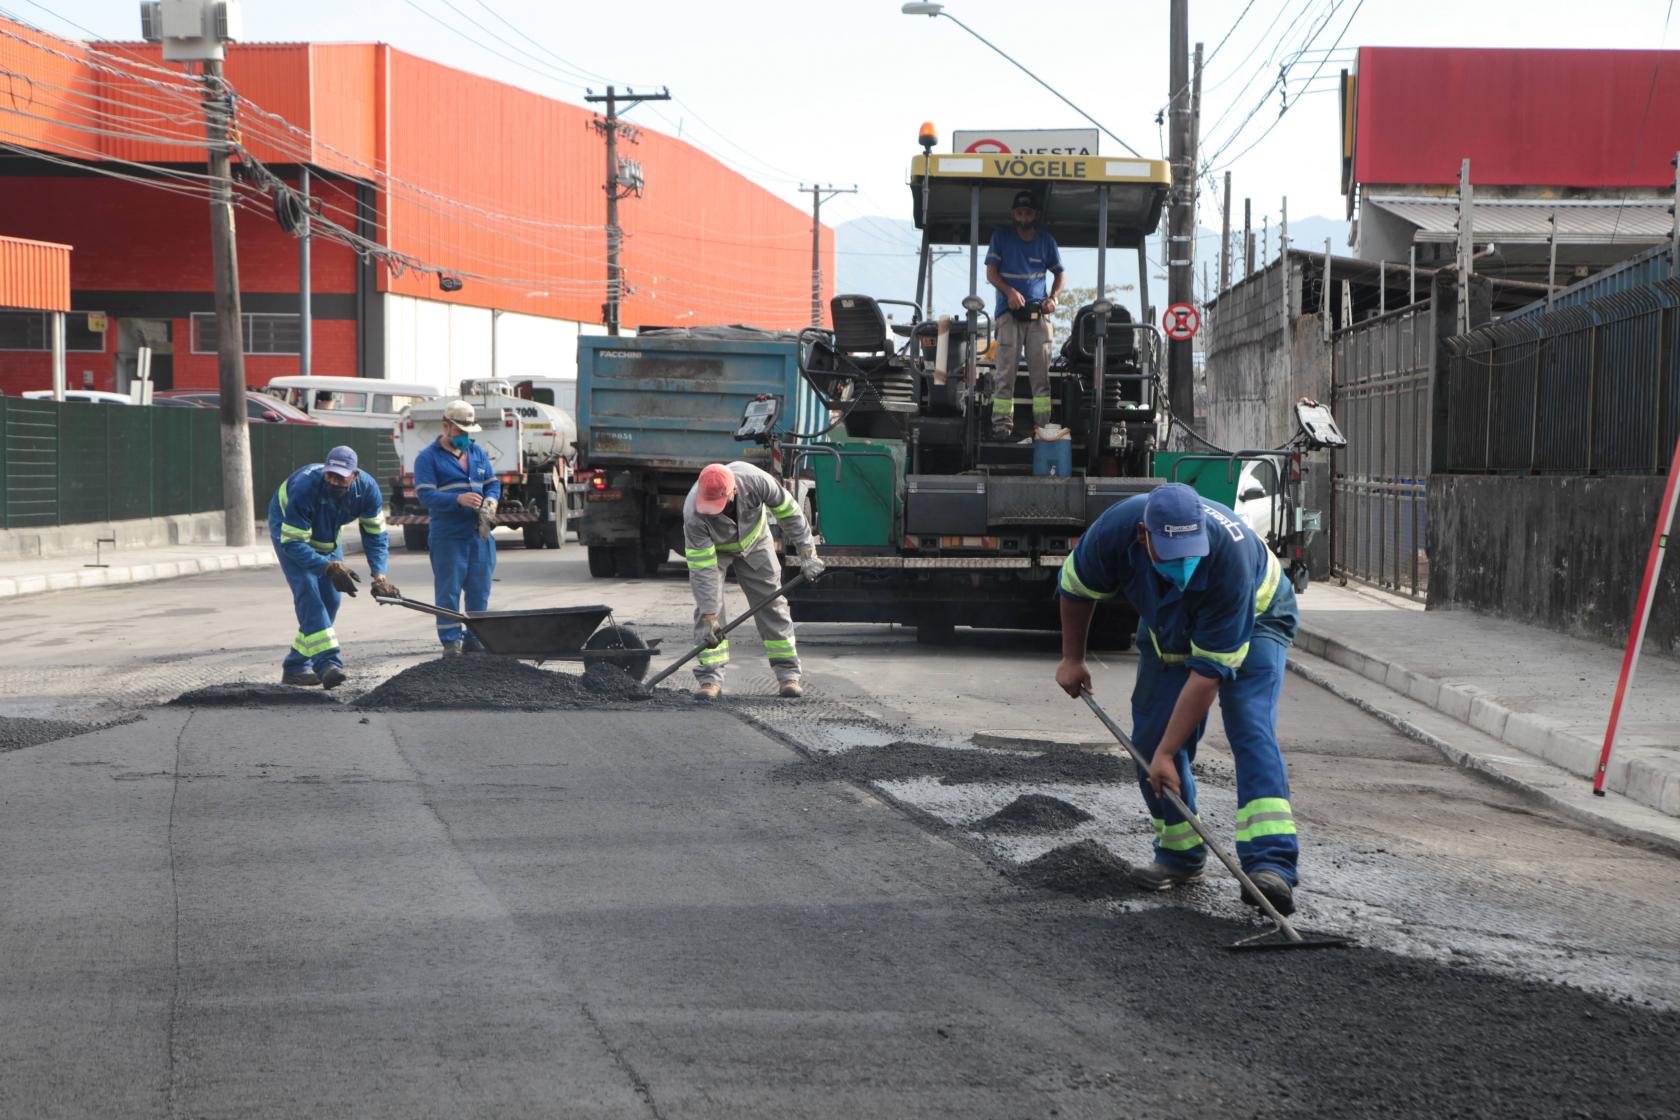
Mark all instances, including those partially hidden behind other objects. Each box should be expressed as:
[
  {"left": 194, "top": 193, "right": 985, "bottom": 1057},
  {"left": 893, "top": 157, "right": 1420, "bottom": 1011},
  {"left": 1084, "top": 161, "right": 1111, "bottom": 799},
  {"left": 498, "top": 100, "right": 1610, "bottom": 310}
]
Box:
[{"left": 0, "top": 17, "right": 830, "bottom": 395}]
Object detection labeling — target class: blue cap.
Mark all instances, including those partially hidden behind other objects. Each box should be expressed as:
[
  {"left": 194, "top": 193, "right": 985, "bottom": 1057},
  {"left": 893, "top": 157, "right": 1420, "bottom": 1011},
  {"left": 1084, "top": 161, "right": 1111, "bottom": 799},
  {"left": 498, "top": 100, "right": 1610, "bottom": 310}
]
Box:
[
  {"left": 1144, "top": 483, "right": 1209, "bottom": 560},
  {"left": 323, "top": 445, "right": 359, "bottom": 479}
]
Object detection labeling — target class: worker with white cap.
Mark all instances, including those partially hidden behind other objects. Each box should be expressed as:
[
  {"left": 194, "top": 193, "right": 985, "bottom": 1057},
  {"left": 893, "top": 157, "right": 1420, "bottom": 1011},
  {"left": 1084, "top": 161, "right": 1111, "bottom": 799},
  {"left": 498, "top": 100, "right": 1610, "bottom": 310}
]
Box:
[
  {"left": 413, "top": 400, "right": 502, "bottom": 655},
  {"left": 683, "top": 461, "right": 824, "bottom": 700},
  {"left": 268, "top": 445, "right": 396, "bottom": 688},
  {"left": 1054, "top": 482, "right": 1302, "bottom": 915}
]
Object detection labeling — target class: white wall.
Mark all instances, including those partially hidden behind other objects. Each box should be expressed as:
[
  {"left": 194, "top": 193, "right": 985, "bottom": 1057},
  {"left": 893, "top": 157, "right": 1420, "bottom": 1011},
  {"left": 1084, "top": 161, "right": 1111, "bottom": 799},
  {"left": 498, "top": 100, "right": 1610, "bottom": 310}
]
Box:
[{"left": 383, "top": 295, "right": 603, "bottom": 393}]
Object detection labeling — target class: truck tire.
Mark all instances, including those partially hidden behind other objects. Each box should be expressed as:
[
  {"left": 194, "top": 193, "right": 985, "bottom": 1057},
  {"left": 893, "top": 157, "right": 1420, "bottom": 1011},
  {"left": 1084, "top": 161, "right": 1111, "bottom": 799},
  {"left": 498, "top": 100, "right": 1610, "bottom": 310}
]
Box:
[
  {"left": 541, "top": 509, "right": 563, "bottom": 550},
  {"left": 615, "top": 543, "right": 650, "bottom": 579},
  {"left": 640, "top": 540, "right": 667, "bottom": 573},
  {"left": 522, "top": 525, "right": 543, "bottom": 550},
  {"left": 581, "top": 625, "right": 652, "bottom": 682},
  {"left": 587, "top": 545, "right": 618, "bottom": 578},
  {"left": 402, "top": 523, "right": 429, "bottom": 553}
]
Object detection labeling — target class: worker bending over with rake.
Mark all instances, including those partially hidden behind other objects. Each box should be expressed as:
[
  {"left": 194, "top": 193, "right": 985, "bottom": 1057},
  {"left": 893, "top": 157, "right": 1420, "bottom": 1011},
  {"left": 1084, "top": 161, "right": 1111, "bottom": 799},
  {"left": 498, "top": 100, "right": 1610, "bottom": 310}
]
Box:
[
  {"left": 269, "top": 445, "right": 397, "bottom": 689},
  {"left": 1055, "top": 482, "right": 1302, "bottom": 915},
  {"left": 684, "top": 461, "right": 824, "bottom": 701}
]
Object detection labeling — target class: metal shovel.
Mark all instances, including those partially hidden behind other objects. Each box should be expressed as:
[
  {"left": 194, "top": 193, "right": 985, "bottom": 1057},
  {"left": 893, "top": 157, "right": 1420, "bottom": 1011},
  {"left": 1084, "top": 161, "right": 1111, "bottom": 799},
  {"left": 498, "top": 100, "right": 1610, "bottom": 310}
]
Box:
[
  {"left": 643, "top": 571, "right": 810, "bottom": 690},
  {"left": 1079, "top": 688, "right": 1347, "bottom": 952}
]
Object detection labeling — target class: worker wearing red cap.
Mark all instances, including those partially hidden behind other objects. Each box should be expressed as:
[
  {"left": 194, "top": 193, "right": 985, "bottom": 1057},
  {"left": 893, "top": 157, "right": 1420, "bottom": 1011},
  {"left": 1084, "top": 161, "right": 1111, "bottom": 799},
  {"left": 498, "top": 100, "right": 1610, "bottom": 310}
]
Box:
[{"left": 683, "top": 461, "right": 824, "bottom": 700}]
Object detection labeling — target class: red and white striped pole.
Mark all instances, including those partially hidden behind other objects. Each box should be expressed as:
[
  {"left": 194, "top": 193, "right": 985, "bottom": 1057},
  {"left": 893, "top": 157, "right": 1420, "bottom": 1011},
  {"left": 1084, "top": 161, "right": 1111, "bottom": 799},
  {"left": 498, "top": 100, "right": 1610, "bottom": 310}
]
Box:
[{"left": 1593, "top": 432, "right": 1680, "bottom": 795}]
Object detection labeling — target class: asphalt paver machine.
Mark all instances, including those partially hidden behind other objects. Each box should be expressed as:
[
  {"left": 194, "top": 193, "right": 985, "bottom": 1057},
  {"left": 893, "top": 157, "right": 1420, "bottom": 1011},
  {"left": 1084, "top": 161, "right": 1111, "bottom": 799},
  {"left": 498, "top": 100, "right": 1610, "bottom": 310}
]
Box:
[{"left": 775, "top": 136, "right": 1173, "bottom": 644}]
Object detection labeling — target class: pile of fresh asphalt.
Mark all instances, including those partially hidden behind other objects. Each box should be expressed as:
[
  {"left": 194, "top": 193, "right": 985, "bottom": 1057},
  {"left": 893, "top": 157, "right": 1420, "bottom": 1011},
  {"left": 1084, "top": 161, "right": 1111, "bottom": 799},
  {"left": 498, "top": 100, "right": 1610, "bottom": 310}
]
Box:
[
  {"left": 777, "top": 742, "right": 1130, "bottom": 785},
  {"left": 1016, "top": 839, "right": 1136, "bottom": 898},
  {"left": 353, "top": 656, "right": 671, "bottom": 711},
  {"left": 973, "top": 793, "right": 1095, "bottom": 834},
  {"left": 170, "top": 683, "right": 342, "bottom": 707},
  {"left": 0, "top": 716, "right": 105, "bottom": 753}
]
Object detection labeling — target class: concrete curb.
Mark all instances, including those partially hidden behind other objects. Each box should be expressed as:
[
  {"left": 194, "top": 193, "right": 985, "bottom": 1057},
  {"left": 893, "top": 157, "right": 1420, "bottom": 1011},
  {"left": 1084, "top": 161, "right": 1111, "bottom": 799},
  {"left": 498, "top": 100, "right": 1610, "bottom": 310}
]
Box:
[
  {"left": 1286, "top": 652, "right": 1680, "bottom": 859},
  {"left": 1296, "top": 624, "right": 1680, "bottom": 820},
  {"left": 0, "top": 549, "right": 275, "bottom": 600}
]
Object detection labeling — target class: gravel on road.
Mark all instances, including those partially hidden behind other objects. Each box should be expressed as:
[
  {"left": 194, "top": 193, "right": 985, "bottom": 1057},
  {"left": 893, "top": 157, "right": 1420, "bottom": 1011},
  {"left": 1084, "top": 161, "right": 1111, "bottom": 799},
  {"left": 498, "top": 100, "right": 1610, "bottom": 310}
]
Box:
[
  {"left": 0, "top": 715, "right": 107, "bottom": 753},
  {"left": 775, "top": 741, "right": 1134, "bottom": 785},
  {"left": 353, "top": 656, "right": 673, "bottom": 711},
  {"left": 973, "top": 793, "right": 1095, "bottom": 834}
]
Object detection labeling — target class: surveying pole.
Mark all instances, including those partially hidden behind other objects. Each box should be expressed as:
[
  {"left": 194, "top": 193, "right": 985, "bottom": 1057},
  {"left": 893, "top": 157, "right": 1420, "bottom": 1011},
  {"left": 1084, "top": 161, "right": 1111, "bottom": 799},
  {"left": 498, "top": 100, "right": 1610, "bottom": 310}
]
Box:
[
  {"left": 799, "top": 185, "right": 856, "bottom": 328},
  {"left": 587, "top": 86, "right": 670, "bottom": 336}
]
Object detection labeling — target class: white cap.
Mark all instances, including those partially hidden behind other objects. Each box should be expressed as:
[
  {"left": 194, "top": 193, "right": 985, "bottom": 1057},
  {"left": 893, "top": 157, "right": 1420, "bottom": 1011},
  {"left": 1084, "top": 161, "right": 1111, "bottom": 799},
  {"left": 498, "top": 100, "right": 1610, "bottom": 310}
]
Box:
[{"left": 443, "top": 400, "right": 481, "bottom": 432}]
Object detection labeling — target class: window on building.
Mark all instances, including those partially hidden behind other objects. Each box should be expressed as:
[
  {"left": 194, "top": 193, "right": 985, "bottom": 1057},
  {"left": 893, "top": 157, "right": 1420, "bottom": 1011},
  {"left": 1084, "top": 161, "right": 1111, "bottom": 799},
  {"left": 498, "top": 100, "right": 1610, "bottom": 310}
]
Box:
[
  {"left": 0, "top": 310, "right": 106, "bottom": 352},
  {"left": 191, "top": 313, "right": 302, "bottom": 355}
]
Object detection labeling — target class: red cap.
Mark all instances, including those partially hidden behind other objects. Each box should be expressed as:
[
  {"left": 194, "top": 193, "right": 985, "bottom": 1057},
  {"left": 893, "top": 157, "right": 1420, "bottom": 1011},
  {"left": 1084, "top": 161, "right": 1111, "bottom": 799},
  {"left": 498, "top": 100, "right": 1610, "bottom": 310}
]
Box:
[{"left": 696, "top": 463, "right": 736, "bottom": 515}]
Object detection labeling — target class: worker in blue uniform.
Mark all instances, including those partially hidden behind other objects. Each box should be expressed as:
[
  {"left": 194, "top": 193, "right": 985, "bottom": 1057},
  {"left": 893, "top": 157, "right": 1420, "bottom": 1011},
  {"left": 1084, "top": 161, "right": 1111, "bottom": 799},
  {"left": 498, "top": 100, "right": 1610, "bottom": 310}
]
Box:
[
  {"left": 413, "top": 400, "right": 502, "bottom": 655},
  {"left": 1055, "top": 482, "right": 1302, "bottom": 914},
  {"left": 268, "top": 445, "right": 396, "bottom": 689}
]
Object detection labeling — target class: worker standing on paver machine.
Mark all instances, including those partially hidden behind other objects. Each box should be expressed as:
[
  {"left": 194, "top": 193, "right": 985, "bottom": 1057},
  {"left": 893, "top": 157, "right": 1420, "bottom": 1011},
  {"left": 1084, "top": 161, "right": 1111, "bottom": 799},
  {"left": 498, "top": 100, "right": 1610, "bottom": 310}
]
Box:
[
  {"left": 1053, "top": 482, "right": 1302, "bottom": 915},
  {"left": 269, "top": 445, "right": 397, "bottom": 689},
  {"left": 414, "top": 400, "right": 502, "bottom": 656},
  {"left": 986, "top": 189, "right": 1065, "bottom": 441},
  {"left": 684, "top": 461, "right": 824, "bottom": 701}
]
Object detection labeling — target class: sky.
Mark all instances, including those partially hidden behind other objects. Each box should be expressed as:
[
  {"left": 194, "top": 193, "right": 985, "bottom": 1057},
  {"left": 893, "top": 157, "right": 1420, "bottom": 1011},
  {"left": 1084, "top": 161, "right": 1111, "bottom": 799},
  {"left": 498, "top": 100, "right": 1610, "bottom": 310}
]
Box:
[{"left": 11, "top": 0, "right": 1679, "bottom": 240}]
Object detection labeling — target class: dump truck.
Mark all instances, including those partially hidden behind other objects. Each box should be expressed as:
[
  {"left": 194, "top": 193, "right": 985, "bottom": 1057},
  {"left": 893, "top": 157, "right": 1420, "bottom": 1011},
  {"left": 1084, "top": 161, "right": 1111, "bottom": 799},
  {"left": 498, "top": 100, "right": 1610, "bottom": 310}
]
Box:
[
  {"left": 388, "top": 378, "right": 578, "bottom": 552},
  {"left": 574, "top": 328, "right": 827, "bottom": 579},
  {"left": 771, "top": 142, "right": 1175, "bottom": 645}
]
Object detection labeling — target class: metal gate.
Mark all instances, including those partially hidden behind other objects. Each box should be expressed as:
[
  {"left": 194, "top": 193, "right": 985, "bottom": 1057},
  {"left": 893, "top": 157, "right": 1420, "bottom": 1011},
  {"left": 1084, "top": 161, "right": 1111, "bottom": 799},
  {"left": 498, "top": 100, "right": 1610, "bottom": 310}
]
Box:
[{"left": 1330, "top": 303, "right": 1433, "bottom": 597}]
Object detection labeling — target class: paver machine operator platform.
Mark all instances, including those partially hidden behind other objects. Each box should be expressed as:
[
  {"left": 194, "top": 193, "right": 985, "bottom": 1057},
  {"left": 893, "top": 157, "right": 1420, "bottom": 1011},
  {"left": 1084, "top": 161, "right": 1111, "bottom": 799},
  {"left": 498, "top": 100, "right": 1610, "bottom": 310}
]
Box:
[{"left": 780, "top": 131, "right": 1174, "bottom": 644}]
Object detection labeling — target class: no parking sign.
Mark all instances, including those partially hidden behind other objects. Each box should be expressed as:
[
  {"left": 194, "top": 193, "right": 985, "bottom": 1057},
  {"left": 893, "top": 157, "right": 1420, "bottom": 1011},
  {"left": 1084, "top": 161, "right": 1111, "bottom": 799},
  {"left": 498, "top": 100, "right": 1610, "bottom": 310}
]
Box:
[{"left": 1162, "top": 302, "right": 1200, "bottom": 341}]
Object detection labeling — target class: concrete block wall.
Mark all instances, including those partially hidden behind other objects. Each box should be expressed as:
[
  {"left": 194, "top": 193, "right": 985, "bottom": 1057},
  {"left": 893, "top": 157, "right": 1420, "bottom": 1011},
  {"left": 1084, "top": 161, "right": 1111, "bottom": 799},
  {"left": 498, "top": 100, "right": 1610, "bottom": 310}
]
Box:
[{"left": 1428, "top": 474, "right": 1680, "bottom": 652}]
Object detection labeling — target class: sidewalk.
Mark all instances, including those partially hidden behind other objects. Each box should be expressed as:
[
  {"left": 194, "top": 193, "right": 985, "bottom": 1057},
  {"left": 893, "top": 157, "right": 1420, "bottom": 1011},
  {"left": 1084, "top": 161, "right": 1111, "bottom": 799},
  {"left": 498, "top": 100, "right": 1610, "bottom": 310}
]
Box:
[
  {"left": 0, "top": 539, "right": 276, "bottom": 598},
  {"left": 1294, "top": 582, "right": 1680, "bottom": 823}
]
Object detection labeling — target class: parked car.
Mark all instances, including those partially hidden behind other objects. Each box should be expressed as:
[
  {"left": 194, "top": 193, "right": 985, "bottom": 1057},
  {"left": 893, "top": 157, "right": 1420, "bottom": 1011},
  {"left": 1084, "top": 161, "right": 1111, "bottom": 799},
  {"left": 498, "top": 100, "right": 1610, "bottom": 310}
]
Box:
[
  {"left": 1233, "top": 457, "right": 1284, "bottom": 544},
  {"left": 154, "top": 390, "right": 332, "bottom": 424},
  {"left": 22, "top": 389, "right": 136, "bottom": 405},
  {"left": 259, "top": 375, "right": 439, "bottom": 430}
]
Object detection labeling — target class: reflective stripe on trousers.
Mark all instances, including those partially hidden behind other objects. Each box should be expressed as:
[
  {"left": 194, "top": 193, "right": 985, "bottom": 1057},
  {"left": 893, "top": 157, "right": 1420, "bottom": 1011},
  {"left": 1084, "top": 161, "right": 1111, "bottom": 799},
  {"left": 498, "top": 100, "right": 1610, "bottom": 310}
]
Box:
[{"left": 690, "top": 535, "right": 800, "bottom": 685}]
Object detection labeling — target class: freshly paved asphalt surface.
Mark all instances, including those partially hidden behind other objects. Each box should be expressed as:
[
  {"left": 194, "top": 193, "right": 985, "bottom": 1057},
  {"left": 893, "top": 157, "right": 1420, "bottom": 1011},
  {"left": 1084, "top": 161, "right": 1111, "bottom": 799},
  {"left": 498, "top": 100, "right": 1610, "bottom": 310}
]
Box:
[{"left": 2, "top": 546, "right": 1678, "bottom": 1117}]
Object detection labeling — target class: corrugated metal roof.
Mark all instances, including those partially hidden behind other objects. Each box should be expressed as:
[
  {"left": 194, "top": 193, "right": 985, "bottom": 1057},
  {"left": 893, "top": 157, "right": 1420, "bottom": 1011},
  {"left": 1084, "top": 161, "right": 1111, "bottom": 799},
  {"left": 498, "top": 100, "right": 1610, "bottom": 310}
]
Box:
[
  {"left": 1506, "top": 245, "right": 1674, "bottom": 320},
  {"left": 1365, "top": 196, "right": 1673, "bottom": 244},
  {"left": 0, "top": 235, "right": 71, "bottom": 312}
]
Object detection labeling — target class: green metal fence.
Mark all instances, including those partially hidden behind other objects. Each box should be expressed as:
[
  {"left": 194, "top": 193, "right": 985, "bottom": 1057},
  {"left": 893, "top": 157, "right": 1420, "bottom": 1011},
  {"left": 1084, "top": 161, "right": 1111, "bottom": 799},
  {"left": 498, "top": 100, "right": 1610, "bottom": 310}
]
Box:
[{"left": 0, "top": 397, "right": 391, "bottom": 529}]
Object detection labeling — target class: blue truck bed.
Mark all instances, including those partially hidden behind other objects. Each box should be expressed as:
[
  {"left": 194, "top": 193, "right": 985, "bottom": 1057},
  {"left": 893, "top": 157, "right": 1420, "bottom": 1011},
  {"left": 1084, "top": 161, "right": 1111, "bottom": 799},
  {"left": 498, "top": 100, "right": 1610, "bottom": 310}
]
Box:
[{"left": 576, "top": 334, "right": 825, "bottom": 470}]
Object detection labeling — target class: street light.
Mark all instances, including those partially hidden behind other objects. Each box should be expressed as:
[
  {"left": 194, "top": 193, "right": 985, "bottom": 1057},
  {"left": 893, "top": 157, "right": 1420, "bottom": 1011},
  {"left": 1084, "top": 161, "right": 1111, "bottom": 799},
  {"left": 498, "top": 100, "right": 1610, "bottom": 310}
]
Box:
[{"left": 899, "top": 2, "right": 1142, "bottom": 159}]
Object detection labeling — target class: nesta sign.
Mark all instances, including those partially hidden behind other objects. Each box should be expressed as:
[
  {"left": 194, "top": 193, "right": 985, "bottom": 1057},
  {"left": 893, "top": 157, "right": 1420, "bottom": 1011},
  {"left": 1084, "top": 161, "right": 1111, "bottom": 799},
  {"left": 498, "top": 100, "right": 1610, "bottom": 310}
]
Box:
[{"left": 953, "top": 128, "right": 1099, "bottom": 155}]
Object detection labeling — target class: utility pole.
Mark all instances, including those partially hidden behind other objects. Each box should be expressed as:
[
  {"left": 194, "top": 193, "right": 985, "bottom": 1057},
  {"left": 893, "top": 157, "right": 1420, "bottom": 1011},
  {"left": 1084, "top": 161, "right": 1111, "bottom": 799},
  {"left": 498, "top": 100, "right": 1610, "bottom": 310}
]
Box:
[
  {"left": 204, "top": 59, "right": 254, "bottom": 546},
  {"left": 1243, "top": 198, "right": 1254, "bottom": 275},
  {"left": 587, "top": 86, "right": 670, "bottom": 336},
  {"left": 1219, "top": 171, "right": 1232, "bottom": 293},
  {"left": 299, "top": 164, "right": 311, "bottom": 377},
  {"left": 1167, "top": 0, "right": 1194, "bottom": 429},
  {"left": 1456, "top": 158, "right": 1474, "bottom": 335},
  {"left": 799, "top": 184, "right": 856, "bottom": 328}
]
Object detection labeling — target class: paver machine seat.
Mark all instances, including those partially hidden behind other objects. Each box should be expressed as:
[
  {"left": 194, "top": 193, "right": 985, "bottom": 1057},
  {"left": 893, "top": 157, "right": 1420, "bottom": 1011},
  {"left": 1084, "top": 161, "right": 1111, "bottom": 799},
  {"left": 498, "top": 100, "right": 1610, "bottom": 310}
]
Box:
[{"left": 801, "top": 293, "right": 921, "bottom": 439}]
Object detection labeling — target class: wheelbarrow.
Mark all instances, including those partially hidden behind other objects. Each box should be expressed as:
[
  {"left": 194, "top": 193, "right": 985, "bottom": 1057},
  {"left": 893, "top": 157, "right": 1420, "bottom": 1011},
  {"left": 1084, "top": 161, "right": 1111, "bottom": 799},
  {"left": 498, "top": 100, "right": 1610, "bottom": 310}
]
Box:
[{"left": 373, "top": 594, "right": 659, "bottom": 681}]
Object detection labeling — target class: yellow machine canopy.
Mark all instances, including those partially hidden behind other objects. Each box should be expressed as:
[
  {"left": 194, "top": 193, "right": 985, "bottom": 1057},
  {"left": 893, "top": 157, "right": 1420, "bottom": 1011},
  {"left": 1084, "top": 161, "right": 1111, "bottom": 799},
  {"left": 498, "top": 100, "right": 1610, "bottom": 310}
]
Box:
[{"left": 909, "top": 153, "right": 1172, "bottom": 249}]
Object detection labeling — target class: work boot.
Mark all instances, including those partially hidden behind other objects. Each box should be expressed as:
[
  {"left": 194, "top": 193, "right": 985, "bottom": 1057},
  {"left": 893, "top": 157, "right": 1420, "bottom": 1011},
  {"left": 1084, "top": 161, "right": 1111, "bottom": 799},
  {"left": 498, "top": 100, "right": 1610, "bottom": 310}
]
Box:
[
  {"left": 281, "top": 671, "right": 321, "bottom": 687},
  {"left": 319, "top": 666, "right": 348, "bottom": 691},
  {"left": 1239, "top": 869, "right": 1296, "bottom": 917},
  {"left": 778, "top": 679, "right": 805, "bottom": 699},
  {"left": 695, "top": 682, "right": 722, "bottom": 701},
  {"left": 1129, "top": 862, "right": 1206, "bottom": 892},
  {"left": 990, "top": 420, "right": 1012, "bottom": 442},
  {"left": 441, "top": 641, "right": 463, "bottom": 657}
]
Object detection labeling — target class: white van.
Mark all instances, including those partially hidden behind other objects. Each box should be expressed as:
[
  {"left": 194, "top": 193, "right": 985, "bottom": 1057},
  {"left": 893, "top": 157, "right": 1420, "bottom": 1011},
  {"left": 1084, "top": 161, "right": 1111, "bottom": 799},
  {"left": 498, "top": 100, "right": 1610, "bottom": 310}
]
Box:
[{"left": 260, "top": 376, "right": 439, "bottom": 430}]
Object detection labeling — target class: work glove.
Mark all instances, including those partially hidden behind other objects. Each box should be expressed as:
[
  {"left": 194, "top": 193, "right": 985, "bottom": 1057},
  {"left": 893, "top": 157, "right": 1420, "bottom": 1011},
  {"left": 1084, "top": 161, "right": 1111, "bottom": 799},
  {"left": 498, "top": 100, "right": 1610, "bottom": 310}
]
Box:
[
  {"left": 798, "top": 548, "right": 826, "bottom": 581},
  {"left": 477, "top": 497, "right": 498, "bottom": 540},
  {"left": 701, "top": 614, "right": 724, "bottom": 648},
  {"left": 370, "top": 573, "right": 400, "bottom": 600},
  {"left": 324, "top": 560, "right": 360, "bottom": 597}
]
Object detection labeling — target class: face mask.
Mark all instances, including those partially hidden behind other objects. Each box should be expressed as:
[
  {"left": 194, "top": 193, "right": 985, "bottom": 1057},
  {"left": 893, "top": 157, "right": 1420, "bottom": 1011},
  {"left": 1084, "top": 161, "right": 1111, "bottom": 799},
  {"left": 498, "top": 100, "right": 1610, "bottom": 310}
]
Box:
[
  {"left": 449, "top": 433, "right": 471, "bottom": 452},
  {"left": 1152, "top": 555, "right": 1200, "bottom": 591}
]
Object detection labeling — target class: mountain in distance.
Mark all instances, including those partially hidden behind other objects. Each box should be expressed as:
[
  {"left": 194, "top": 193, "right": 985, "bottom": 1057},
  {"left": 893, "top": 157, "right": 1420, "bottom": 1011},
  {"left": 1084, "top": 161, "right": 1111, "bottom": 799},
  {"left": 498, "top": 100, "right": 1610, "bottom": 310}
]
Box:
[{"left": 834, "top": 214, "right": 1353, "bottom": 318}]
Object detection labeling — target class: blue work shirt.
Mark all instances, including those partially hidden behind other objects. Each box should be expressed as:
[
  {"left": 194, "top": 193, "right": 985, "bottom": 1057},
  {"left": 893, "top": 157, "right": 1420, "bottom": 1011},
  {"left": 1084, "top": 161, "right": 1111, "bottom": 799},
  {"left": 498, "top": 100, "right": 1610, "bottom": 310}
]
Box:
[
  {"left": 985, "top": 227, "right": 1064, "bottom": 317},
  {"left": 267, "top": 464, "right": 389, "bottom": 576},
  {"left": 414, "top": 438, "right": 503, "bottom": 540},
  {"left": 1060, "top": 493, "right": 1296, "bottom": 682}
]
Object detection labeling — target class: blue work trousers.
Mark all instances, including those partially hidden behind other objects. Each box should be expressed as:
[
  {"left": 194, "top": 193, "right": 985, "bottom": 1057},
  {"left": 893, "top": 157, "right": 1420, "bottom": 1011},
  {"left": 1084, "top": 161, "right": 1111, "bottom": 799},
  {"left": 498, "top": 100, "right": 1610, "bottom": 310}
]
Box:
[
  {"left": 1129, "top": 629, "right": 1298, "bottom": 884},
  {"left": 430, "top": 534, "right": 496, "bottom": 646},
  {"left": 275, "top": 545, "right": 344, "bottom": 675}
]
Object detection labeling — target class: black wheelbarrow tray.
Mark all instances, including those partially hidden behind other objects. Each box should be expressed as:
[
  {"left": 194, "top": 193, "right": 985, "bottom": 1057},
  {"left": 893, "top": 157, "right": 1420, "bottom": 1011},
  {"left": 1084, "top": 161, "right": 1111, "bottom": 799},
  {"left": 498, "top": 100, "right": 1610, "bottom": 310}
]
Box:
[{"left": 374, "top": 594, "right": 660, "bottom": 681}]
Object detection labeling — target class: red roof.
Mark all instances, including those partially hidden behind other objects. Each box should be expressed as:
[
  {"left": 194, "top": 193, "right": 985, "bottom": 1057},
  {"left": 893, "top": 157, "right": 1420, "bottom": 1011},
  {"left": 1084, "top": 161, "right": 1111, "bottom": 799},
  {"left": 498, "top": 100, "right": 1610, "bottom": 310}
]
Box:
[{"left": 1353, "top": 47, "right": 1680, "bottom": 189}]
